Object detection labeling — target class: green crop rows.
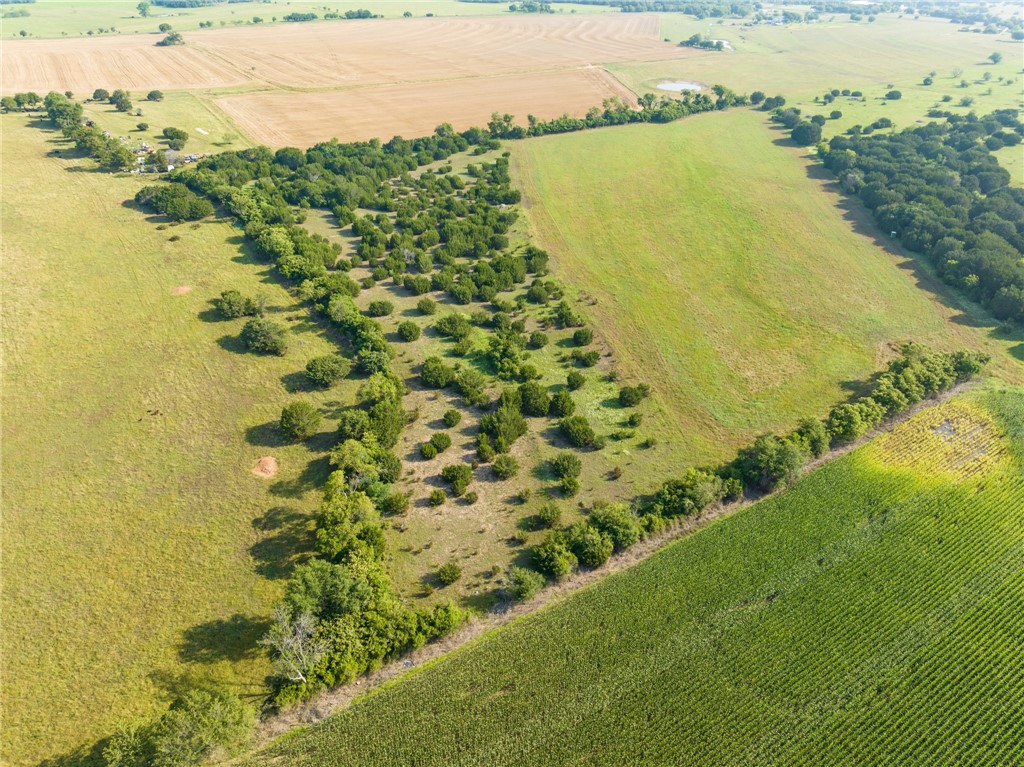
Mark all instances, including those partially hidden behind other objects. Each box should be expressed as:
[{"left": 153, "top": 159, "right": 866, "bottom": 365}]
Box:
[{"left": 249, "top": 385, "right": 1024, "bottom": 766}]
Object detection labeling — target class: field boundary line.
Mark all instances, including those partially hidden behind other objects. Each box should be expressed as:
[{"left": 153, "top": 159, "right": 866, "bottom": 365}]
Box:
[{"left": 234, "top": 380, "right": 979, "bottom": 760}]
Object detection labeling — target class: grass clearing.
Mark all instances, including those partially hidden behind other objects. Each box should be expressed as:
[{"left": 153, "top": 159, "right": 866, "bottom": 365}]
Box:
[
  {"left": 509, "top": 108, "right": 1022, "bottom": 468},
  {"left": 244, "top": 384, "right": 1024, "bottom": 766},
  {"left": 0, "top": 116, "right": 344, "bottom": 767}
]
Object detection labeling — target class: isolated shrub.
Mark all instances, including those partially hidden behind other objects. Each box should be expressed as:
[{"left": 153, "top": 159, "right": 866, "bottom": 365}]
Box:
[
  {"left": 573, "top": 328, "right": 593, "bottom": 346},
  {"left": 305, "top": 355, "right": 350, "bottom": 388},
  {"left": 146, "top": 90, "right": 164, "bottom": 101},
  {"left": 136, "top": 122, "right": 149, "bottom": 131},
  {"left": 417, "top": 298, "right": 438, "bottom": 315},
  {"left": 240, "top": 318, "right": 288, "bottom": 355},
  {"left": 560, "top": 476, "right": 581, "bottom": 497},
  {"left": 397, "top": 321, "right": 421, "bottom": 342},
  {"left": 421, "top": 357, "right": 455, "bottom": 388},
  {"left": 214, "top": 289, "right": 258, "bottom": 319},
  {"left": 437, "top": 562, "right": 462, "bottom": 585},
  {"left": 280, "top": 401, "right": 322, "bottom": 441},
  {"left": 442, "top": 409, "right": 462, "bottom": 428},
  {"left": 536, "top": 503, "right": 561, "bottom": 529},
  {"left": 441, "top": 463, "right": 473, "bottom": 496},
  {"left": 428, "top": 489, "right": 446, "bottom": 506},
  {"left": 367, "top": 299, "right": 394, "bottom": 317},
  {"left": 551, "top": 452, "right": 582, "bottom": 479},
  {"left": 528, "top": 331, "right": 549, "bottom": 349},
  {"left": 506, "top": 566, "right": 545, "bottom": 601},
  {"left": 618, "top": 383, "right": 650, "bottom": 407},
  {"left": 518, "top": 381, "right": 550, "bottom": 417},
  {"left": 420, "top": 442, "right": 438, "bottom": 460},
  {"left": 430, "top": 432, "right": 452, "bottom": 452},
  {"left": 566, "top": 371, "right": 585, "bottom": 390},
  {"left": 492, "top": 454, "right": 519, "bottom": 480},
  {"left": 830, "top": 110, "right": 843, "bottom": 119},
  {"left": 559, "top": 415, "right": 597, "bottom": 448},
  {"left": 626, "top": 412, "right": 643, "bottom": 427},
  {"left": 548, "top": 389, "right": 575, "bottom": 418},
  {"left": 92, "top": 88, "right": 110, "bottom": 101},
  {"left": 884, "top": 89, "right": 902, "bottom": 100}
]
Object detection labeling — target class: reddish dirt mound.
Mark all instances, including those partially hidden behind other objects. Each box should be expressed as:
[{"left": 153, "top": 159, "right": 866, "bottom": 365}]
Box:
[
  {"left": 252, "top": 456, "right": 279, "bottom": 478},
  {"left": 171, "top": 286, "right": 192, "bottom": 296}
]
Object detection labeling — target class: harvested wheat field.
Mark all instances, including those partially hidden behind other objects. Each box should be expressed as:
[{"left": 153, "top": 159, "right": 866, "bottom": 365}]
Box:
[
  {"left": 216, "top": 67, "right": 638, "bottom": 146},
  {"left": 1, "top": 14, "right": 691, "bottom": 95}
]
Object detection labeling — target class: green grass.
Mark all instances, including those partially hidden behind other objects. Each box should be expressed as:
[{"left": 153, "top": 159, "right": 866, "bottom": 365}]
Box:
[
  {"left": 245, "top": 384, "right": 1024, "bottom": 766},
  {"left": 0, "top": 116, "right": 348, "bottom": 766},
  {"left": 509, "top": 108, "right": 1022, "bottom": 468},
  {"left": 5, "top": 0, "right": 611, "bottom": 39},
  {"left": 614, "top": 12, "right": 1023, "bottom": 156}
]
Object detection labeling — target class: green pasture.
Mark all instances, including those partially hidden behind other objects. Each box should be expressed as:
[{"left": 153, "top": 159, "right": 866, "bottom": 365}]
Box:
[
  {"left": 0, "top": 115, "right": 343, "bottom": 766},
  {"left": 245, "top": 384, "right": 1024, "bottom": 766},
  {"left": 510, "top": 108, "right": 1022, "bottom": 467},
  {"left": 3, "top": 0, "right": 610, "bottom": 39}
]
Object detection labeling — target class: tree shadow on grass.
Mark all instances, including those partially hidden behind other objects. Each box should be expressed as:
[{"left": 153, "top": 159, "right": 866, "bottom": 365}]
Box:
[
  {"left": 269, "top": 454, "right": 333, "bottom": 499},
  {"left": 281, "top": 370, "right": 313, "bottom": 394},
  {"left": 250, "top": 506, "right": 315, "bottom": 579},
  {"left": 177, "top": 614, "right": 272, "bottom": 665},
  {"left": 215, "top": 333, "right": 248, "bottom": 355},
  {"left": 245, "top": 420, "right": 288, "bottom": 448},
  {"left": 36, "top": 741, "right": 106, "bottom": 767}
]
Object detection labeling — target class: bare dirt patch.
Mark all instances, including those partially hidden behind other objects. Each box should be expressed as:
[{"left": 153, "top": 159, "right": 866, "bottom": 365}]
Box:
[
  {"left": 170, "top": 286, "right": 192, "bottom": 296},
  {"left": 252, "top": 456, "right": 279, "bottom": 478},
  {"left": 216, "top": 67, "right": 639, "bottom": 147}
]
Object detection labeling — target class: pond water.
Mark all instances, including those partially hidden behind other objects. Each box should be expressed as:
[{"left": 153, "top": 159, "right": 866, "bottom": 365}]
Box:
[{"left": 656, "top": 81, "right": 704, "bottom": 92}]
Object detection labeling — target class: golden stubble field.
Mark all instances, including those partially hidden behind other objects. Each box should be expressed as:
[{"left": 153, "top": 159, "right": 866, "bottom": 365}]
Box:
[{"left": 1, "top": 14, "right": 695, "bottom": 145}]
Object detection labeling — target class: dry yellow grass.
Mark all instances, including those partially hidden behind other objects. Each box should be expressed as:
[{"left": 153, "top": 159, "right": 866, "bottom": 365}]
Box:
[{"left": 215, "top": 67, "right": 638, "bottom": 147}]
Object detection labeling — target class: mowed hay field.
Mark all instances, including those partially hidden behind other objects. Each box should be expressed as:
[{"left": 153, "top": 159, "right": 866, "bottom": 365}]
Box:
[
  {"left": 510, "top": 109, "right": 1024, "bottom": 465},
  {"left": 215, "top": 68, "right": 638, "bottom": 147},
  {"left": 0, "top": 118, "right": 344, "bottom": 766},
  {"left": 0, "top": 14, "right": 685, "bottom": 94},
  {"left": 246, "top": 386, "right": 1024, "bottom": 766}
]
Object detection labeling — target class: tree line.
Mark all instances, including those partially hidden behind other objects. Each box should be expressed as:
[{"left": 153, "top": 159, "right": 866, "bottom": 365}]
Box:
[{"left": 820, "top": 109, "right": 1024, "bottom": 323}]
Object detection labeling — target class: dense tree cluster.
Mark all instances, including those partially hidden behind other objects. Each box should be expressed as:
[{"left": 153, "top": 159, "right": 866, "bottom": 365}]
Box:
[
  {"left": 135, "top": 183, "right": 213, "bottom": 221},
  {"left": 820, "top": 110, "right": 1024, "bottom": 322}
]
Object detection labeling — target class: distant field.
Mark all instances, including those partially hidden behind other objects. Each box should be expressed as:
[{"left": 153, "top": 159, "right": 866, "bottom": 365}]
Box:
[
  {"left": 614, "top": 13, "right": 1023, "bottom": 137},
  {"left": 0, "top": 14, "right": 685, "bottom": 95},
  {"left": 510, "top": 109, "right": 1022, "bottom": 466},
  {"left": 246, "top": 385, "right": 1024, "bottom": 766},
  {"left": 0, "top": 117, "right": 342, "bottom": 767},
  {"left": 2, "top": 0, "right": 614, "bottom": 39},
  {"left": 215, "top": 67, "right": 637, "bottom": 147}
]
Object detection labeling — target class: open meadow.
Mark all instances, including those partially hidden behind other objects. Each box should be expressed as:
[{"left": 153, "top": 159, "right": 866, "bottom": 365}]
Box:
[
  {"left": 2, "top": 5, "right": 1023, "bottom": 766},
  {"left": 511, "top": 108, "right": 1023, "bottom": 465},
  {"left": 245, "top": 384, "right": 1024, "bottom": 766},
  {"left": 0, "top": 117, "right": 344, "bottom": 766}
]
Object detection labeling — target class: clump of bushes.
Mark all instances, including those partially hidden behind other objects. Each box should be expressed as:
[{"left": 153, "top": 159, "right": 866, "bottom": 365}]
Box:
[
  {"left": 429, "top": 489, "right": 446, "bottom": 506},
  {"left": 505, "top": 566, "right": 545, "bottom": 601},
  {"left": 306, "top": 354, "right": 351, "bottom": 388},
  {"left": 240, "top": 317, "right": 288, "bottom": 355},
  {"left": 618, "top": 383, "right": 650, "bottom": 407},
  {"left": 559, "top": 416, "right": 598, "bottom": 448},
  {"left": 566, "top": 371, "right": 585, "bottom": 390},
  {"left": 214, "top": 289, "right": 261, "bottom": 319},
  {"left": 442, "top": 409, "right": 462, "bottom": 428},
  {"left": 367, "top": 299, "right": 394, "bottom": 317},
  {"left": 536, "top": 503, "right": 561, "bottom": 529},
  {"left": 440, "top": 463, "right": 473, "bottom": 496}
]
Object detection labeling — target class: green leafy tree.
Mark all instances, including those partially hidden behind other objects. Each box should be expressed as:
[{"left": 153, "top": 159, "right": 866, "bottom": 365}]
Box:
[
  {"left": 149, "top": 689, "right": 254, "bottom": 767},
  {"left": 240, "top": 318, "right": 288, "bottom": 355},
  {"left": 137, "top": 1, "right": 150, "bottom": 17},
  {"left": 306, "top": 355, "right": 351, "bottom": 388},
  {"left": 989, "top": 52, "right": 1002, "bottom": 64},
  {"left": 437, "top": 562, "right": 462, "bottom": 585},
  {"left": 505, "top": 566, "right": 545, "bottom": 600},
  {"left": 280, "top": 401, "right": 322, "bottom": 441}
]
